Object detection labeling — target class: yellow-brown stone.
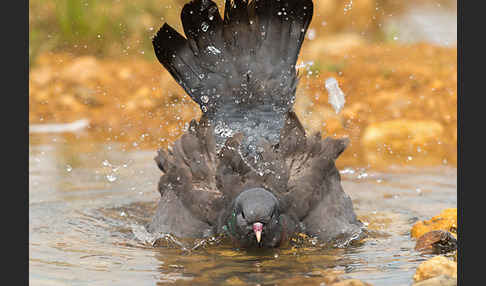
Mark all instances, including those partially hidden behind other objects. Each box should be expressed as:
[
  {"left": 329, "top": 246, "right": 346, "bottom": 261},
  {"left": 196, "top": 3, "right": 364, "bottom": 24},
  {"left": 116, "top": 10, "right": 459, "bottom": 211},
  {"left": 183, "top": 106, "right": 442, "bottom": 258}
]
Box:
[
  {"left": 413, "top": 256, "right": 457, "bottom": 282},
  {"left": 412, "top": 275, "right": 456, "bottom": 286},
  {"left": 29, "top": 41, "right": 457, "bottom": 168},
  {"left": 415, "top": 230, "right": 457, "bottom": 254},
  {"left": 411, "top": 208, "right": 457, "bottom": 239},
  {"left": 330, "top": 279, "right": 373, "bottom": 286},
  {"left": 362, "top": 119, "right": 444, "bottom": 150}
]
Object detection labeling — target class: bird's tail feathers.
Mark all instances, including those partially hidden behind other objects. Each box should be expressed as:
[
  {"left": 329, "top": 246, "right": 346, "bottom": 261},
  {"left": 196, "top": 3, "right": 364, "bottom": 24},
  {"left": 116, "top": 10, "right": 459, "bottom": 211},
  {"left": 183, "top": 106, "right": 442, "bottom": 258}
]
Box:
[{"left": 152, "top": 0, "right": 314, "bottom": 114}]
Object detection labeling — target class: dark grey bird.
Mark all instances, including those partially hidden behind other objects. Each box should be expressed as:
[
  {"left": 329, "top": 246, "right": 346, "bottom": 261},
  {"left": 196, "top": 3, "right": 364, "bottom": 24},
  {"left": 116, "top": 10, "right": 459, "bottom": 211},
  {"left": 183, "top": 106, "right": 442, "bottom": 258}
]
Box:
[{"left": 147, "top": 0, "right": 364, "bottom": 248}]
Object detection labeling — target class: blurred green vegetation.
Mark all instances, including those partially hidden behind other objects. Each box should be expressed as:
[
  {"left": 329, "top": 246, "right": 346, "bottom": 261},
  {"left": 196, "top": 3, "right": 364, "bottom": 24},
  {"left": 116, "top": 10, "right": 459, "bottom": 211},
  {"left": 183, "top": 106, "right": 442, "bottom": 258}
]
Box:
[
  {"left": 29, "top": 0, "right": 398, "bottom": 67},
  {"left": 29, "top": 0, "right": 455, "bottom": 67},
  {"left": 29, "top": 0, "right": 193, "bottom": 66}
]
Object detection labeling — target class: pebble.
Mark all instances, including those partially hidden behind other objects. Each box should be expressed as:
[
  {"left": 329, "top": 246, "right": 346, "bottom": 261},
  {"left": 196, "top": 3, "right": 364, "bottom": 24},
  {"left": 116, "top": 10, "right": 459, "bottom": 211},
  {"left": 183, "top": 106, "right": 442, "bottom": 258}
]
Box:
[
  {"left": 411, "top": 274, "right": 456, "bottom": 286},
  {"left": 413, "top": 256, "right": 457, "bottom": 282},
  {"left": 415, "top": 230, "right": 457, "bottom": 254},
  {"left": 324, "top": 278, "right": 373, "bottom": 286},
  {"left": 411, "top": 208, "right": 457, "bottom": 239}
]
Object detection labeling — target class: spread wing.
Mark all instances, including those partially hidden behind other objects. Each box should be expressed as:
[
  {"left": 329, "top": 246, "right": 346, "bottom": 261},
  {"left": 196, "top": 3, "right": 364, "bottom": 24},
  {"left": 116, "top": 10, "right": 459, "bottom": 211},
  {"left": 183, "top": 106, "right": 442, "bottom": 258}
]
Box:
[
  {"left": 154, "top": 118, "right": 224, "bottom": 225},
  {"left": 151, "top": 112, "right": 362, "bottom": 242},
  {"left": 275, "top": 112, "right": 363, "bottom": 242}
]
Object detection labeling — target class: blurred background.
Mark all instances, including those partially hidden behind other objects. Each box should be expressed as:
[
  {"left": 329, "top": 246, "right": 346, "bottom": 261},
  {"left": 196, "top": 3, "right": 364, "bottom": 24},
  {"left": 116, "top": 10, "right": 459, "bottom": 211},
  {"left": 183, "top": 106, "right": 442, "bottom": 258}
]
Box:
[
  {"left": 29, "top": 0, "right": 457, "bottom": 170},
  {"left": 29, "top": 3, "right": 458, "bottom": 285}
]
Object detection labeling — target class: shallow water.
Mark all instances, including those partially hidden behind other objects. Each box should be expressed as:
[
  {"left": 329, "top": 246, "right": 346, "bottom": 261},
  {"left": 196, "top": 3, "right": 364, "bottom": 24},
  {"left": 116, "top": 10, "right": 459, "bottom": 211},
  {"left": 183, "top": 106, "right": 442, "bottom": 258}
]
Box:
[{"left": 29, "top": 133, "right": 456, "bottom": 286}]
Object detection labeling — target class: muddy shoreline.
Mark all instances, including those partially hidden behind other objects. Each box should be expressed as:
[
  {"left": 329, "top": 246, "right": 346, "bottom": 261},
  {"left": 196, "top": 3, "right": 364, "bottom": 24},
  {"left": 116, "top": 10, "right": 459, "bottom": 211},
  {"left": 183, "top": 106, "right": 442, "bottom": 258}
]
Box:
[{"left": 29, "top": 41, "right": 456, "bottom": 170}]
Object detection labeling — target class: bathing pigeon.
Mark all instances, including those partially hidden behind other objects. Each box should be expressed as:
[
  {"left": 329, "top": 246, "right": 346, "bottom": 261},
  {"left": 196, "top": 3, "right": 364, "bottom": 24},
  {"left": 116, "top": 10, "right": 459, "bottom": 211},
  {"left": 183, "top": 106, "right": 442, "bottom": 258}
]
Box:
[{"left": 147, "top": 0, "right": 364, "bottom": 248}]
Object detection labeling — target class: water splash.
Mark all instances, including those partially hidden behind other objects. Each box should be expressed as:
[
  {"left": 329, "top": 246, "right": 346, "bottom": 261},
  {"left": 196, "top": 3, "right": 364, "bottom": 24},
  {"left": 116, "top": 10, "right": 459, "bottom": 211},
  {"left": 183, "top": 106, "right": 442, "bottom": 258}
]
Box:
[
  {"left": 325, "top": 77, "right": 346, "bottom": 114},
  {"left": 106, "top": 173, "right": 118, "bottom": 182},
  {"left": 344, "top": 0, "right": 353, "bottom": 14},
  {"left": 101, "top": 159, "right": 130, "bottom": 183},
  {"left": 206, "top": 45, "right": 221, "bottom": 55},
  {"left": 131, "top": 224, "right": 224, "bottom": 252}
]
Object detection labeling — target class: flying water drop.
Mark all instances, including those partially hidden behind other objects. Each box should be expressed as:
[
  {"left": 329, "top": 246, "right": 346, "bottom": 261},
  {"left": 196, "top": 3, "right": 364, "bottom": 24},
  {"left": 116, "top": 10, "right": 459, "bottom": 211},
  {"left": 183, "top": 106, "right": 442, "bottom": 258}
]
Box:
[
  {"left": 106, "top": 173, "right": 117, "bottom": 182},
  {"left": 201, "top": 21, "right": 209, "bottom": 32},
  {"left": 206, "top": 45, "right": 221, "bottom": 55},
  {"left": 325, "top": 77, "right": 346, "bottom": 114}
]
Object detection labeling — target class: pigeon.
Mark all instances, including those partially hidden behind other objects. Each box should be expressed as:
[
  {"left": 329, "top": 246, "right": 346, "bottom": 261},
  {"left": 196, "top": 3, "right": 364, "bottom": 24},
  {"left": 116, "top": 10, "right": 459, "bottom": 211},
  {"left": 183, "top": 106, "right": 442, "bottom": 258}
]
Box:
[{"left": 147, "top": 0, "right": 364, "bottom": 248}]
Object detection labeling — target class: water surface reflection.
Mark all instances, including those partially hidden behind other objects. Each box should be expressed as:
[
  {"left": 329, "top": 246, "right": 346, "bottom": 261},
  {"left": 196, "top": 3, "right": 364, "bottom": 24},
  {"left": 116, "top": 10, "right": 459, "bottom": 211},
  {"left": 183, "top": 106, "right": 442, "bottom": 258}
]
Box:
[{"left": 29, "top": 134, "right": 456, "bottom": 286}]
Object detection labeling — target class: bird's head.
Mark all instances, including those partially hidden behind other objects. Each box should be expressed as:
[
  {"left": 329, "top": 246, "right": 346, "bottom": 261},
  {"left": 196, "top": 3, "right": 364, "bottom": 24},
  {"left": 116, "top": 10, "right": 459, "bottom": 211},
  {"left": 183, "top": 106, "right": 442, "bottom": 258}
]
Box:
[{"left": 222, "top": 187, "right": 287, "bottom": 248}]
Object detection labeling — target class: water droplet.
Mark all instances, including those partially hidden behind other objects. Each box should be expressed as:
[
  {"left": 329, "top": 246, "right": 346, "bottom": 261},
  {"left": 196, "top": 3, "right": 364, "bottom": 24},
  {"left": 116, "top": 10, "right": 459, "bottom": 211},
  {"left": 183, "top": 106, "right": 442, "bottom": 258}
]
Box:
[
  {"left": 102, "top": 160, "right": 110, "bottom": 167},
  {"left": 325, "top": 77, "right": 346, "bottom": 114},
  {"left": 357, "top": 172, "right": 368, "bottom": 179},
  {"left": 66, "top": 164, "right": 72, "bottom": 172},
  {"left": 207, "top": 45, "right": 221, "bottom": 55},
  {"left": 340, "top": 168, "right": 356, "bottom": 175},
  {"left": 201, "top": 21, "right": 209, "bottom": 32},
  {"left": 106, "top": 173, "right": 117, "bottom": 182},
  {"left": 307, "top": 28, "right": 316, "bottom": 40},
  {"left": 344, "top": 0, "right": 353, "bottom": 13},
  {"left": 201, "top": 95, "right": 209, "bottom": 103}
]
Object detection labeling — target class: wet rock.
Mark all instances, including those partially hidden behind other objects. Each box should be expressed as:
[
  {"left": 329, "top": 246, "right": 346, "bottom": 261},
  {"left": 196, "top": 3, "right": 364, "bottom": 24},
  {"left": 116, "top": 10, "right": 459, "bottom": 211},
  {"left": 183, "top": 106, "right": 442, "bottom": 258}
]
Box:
[
  {"left": 224, "top": 276, "right": 246, "bottom": 285},
  {"left": 310, "top": 268, "right": 372, "bottom": 286},
  {"left": 74, "top": 86, "right": 103, "bottom": 107},
  {"left": 321, "top": 273, "right": 341, "bottom": 285},
  {"left": 411, "top": 208, "right": 457, "bottom": 239},
  {"left": 325, "top": 278, "right": 373, "bottom": 286},
  {"left": 413, "top": 256, "right": 457, "bottom": 282},
  {"left": 411, "top": 275, "right": 456, "bottom": 286},
  {"left": 415, "top": 230, "right": 457, "bottom": 254},
  {"left": 59, "top": 94, "right": 85, "bottom": 112}
]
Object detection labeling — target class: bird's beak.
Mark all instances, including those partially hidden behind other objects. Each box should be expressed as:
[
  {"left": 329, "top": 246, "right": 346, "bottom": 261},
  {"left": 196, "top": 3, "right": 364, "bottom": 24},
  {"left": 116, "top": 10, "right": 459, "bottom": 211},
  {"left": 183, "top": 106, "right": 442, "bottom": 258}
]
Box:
[{"left": 253, "top": 222, "right": 263, "bottom": 243}]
